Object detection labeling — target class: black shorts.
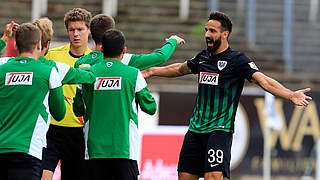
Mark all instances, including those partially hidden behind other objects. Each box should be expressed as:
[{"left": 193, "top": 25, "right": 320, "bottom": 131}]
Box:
[
  {"left": 42, "top": 124, "right": 85, "bottom": 180},
  {"left": 177, "top": 130, "right": 232, "bottom": 178},
  {"left": 87, "top": 158, "right": 139, "bottom": 180},
  {"left": 0, "top": 152, "right": 42, "bottom": 180}
]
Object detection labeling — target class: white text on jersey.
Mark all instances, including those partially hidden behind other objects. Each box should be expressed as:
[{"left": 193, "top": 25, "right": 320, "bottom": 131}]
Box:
[
  {"left": 199, "top": 72, "right": 219, "bottom": 85},
  {"left": 95, "top": 77, "right": 122, "bottom": 90},
  {"left": 5, "top": 72, "right": 33, "bottom": 85}
]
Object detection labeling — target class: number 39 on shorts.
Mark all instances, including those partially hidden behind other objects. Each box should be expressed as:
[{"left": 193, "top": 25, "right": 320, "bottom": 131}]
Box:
[{"left": 208, "top": 149, "right": 224, "bottom": 166}]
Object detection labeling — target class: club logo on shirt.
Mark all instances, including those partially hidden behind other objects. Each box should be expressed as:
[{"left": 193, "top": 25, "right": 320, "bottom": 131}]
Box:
[
  {"left": 5, "top": 72, "right": 33, "bottom": 85},
  {"left": 95, "top": 77, "right": 121, "bottom": 90},
  {"left": 91, "top": 52, "right": 98, "bottom": 59},
  {"left": 106, "top": 62, "right": 113, "bottom": 68},
  {"left": 217, "top": 60, "right": 227, "bottom": 71},
  {"left": 199, "top": 72, "right": 219, "bottom": 85},
  {"left": 248, "top": 62, "right": 259, "bottom": 70}
]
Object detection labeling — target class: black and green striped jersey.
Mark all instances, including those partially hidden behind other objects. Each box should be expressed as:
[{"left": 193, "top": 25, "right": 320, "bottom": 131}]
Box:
[{"left": 187, "top": 47, "right": 259, "bottom": 133}]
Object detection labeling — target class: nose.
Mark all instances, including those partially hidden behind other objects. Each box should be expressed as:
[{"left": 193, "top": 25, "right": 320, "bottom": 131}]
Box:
[{"left": 74, "top": 30, "right": 80, "bottom": 36}]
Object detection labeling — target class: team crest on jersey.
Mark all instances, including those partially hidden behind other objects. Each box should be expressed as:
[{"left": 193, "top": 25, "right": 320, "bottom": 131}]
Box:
[
  {"left": 5, "top": 72, "right": 33, "bottom": 85},
  {"left": 217, "top": 60, "right": 227, "bottom": 71},
  {"left": 199, "top": 72, "right": 219, "bottom": 85},
  {"left": 248, "top": 62, "right": 259, "bottom": 70},
  {"left": 106, "top": 62, "right": 113, "bottom": 68},
  {"left": 91, "top": 52, "right": 98, "bottom": 59},
  {"left": 95, "top": 77, "right": 121, "bottom": 90}
]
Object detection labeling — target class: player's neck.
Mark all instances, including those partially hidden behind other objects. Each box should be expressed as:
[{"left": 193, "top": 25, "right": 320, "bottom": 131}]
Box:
[
  {"left": 104, "top": 53, "right": 124, "bottom": 61},
  {"left": 19, "top": 52, "right": 39, "bottom": 60},
  {"left": 70, "top": 44, "right": 88, "bottom": 56},
  {"left": 94, "top": 44, "right": 102, "bottom": 51},
  {"left": 212, "top": 42, "right": 229, "bottom": 55}
]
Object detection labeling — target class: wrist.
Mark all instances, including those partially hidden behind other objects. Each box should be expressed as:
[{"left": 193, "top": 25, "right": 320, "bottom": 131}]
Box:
[
  {"left": 288, "top": 92, "right": 294, "bottom": 101},
  {"left": 1, "top": 36, "right": 9, "bottom": 43}
]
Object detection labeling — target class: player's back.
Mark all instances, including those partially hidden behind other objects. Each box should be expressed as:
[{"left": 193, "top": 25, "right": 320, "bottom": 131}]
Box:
[
  {"left": 0, "top": 57, "right": 56, "bottom": 158},
  {"left": 82, "top": 59, "right": 142, "bottom": 159}
]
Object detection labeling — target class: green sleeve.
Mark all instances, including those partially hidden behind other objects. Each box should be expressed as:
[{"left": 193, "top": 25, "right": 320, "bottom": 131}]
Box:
[
  {"left": 128, "top": 39, "right": 178, "bottom": 70},
  {"left": 62, "top": 66, "right": 96, "bottom": 84},
  {"left": 136, "top": 87, "right": 157, "bottom": 115},
  {"left": 49, "top": 86, "right": 66, "bottom": 121},
  {"left": 0, "top": 39, "right": 6, "bottom": 53},
  {"left": 73, "top": 87, "right": 85, "bottom": 117}
]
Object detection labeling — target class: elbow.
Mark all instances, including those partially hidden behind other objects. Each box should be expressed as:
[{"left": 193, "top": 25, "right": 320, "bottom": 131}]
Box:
[
  {"left": 142, "top": 103, "right": 157, "bottom": 115},
  {"left": 52, "top": 108, "right": 66, "bottom": 121}
]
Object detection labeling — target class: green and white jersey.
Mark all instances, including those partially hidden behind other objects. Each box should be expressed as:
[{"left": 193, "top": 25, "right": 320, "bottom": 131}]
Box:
[
  {"left": 74, "top": 39, "right": 178, "bottom": 70},
  {"left": 79, "top": 59, "right": 156, "bottom": 160},
  {"left": 38, "top": 56, "right": 95, "bottom": 85},
  {"left": 0, "top": 57, "right": 62, "bottom": 160},
  {"left": 0, "top": 39, "right": 5, "bottom": 53},
  {"left": 0, "top": 56, "right": 95, "bottom": 85}
]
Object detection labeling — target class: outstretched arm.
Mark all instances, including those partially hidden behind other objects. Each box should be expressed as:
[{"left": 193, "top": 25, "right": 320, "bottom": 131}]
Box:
[
  {"left": 142, "top": 61, "right": 192, "bottom": 79},
  {"left": 252, "top": 72, "right": 312, "bottom": 106},
  {"left": 126, "top": 35, "right": 185, "bottom": 70}
]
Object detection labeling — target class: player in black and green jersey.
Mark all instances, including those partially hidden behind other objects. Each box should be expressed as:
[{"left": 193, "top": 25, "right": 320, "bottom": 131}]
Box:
[
  {"left": 143, "top": 11, "right": 312, "bottom": 180},
  {"left": 75, "top": 29, "right": 156, "bottom": 179},
  {"left": 0, "top": 23, "right": 65, "bottom": 180}
]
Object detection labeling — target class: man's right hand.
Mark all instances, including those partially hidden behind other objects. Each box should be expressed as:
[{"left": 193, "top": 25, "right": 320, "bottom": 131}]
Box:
[{"left": 166, "top": 35, "right": 185, "bottom": 45}]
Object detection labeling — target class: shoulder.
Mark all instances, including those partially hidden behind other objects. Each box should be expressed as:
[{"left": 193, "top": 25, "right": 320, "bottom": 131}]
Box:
[
  {"left": 227, "top": 49, "right": 252, "bottom": 64},
  {"left": 48, "top": 44, "right": 69, "bottom": 53},
  {"left": 76, "top": 50, "right": 103, "bottom": 67},
  {"left": 39, "top": 56, "right": 57, "bottom": 67}
]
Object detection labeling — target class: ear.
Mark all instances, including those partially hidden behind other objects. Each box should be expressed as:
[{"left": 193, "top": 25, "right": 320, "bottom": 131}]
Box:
[
  {"left": 223, "top": 31, "right": 229, "bottom": 39},
  {"left": 45, "top": 41, "right": 50, "bottom": 49},
  {"left": 36, "top": 41, "right": 41, "bottom": 50},
  {"left": 122, "top": 46, "right": 127, "bottom": 54}
]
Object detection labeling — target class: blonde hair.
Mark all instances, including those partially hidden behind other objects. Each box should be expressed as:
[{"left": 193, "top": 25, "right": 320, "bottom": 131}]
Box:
[
  {"left": 33, "top": 17, "right": 53, "bottom": 50},
  {"left": 64, "top": 8, "right": 92, "bottom": 29}
]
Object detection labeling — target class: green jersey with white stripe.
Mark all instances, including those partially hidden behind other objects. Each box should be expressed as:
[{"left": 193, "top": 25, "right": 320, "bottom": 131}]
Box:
[
  {"left": 80, "top": 59, "right": 156, "bottom": 160},
  {"left": 0, "top": 57, "right": 65, "bottom": 160}
]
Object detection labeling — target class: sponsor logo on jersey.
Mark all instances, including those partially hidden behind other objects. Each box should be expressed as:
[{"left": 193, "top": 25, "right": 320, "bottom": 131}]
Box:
[
  {"left": 217, "top": 60, "right": 227, "bottom": 71},
  {"left": 248, "top": 62, "right": 259, "bottom": 70},
  {"left": 199, "top": 72, "right": 219, "bottom": 85},
  {"left": 5, "top": 72, "right": 33, "bottom": 85},
  {"left": 95, "top": 77, "right": 121, "bottom": 90}
]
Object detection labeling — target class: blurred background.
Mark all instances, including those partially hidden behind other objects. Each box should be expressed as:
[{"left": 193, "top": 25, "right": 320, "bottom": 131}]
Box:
[{"left": 0, "top": 0, "right": 320, "bottom": 179}]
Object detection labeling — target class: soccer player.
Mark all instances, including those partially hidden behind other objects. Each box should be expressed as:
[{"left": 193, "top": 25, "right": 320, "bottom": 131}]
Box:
[
  {"left": 142, "top": 11, "right": 312, "bottom": 180},
  {"left": 75, "top": 29, "right": 156, "bottom": 180},
  {"left": 0, "top": 21, "right": 19, "bottom": 53},
  {"left": 75, "top": 14, "right": 185, "bottom": 70},
  {"left": 0, "top": 23, "right": 65, "bottom": 180},
  {"left": 42, "top": 8, "right": 92, "bottom": 180},
  {"left": 33, "top": 18, "right": 95, "bottom": 85}
]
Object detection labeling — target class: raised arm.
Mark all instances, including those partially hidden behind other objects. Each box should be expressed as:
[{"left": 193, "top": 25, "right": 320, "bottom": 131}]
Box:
[
  {"left": 0, "top": 21, "right": 19, "bottom": 52},
  {"left": 252, "top": 72, "right": 312, "bottom": 106},
  {"left": 142, "top": 61, "right": 192, "bottom": 79},
  {"left": 126, "top": 35, "right": 185, "bottom": 70}
]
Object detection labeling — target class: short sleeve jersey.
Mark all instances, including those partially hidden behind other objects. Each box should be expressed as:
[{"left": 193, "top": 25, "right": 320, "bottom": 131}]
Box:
[
  {"left": 0, "top": 57, "right": 61, "bottom": 160},
  {"left": 45, "top": 44, "right": 92, "bottom": 127},
  {"left": 187, "top": 47, "right": 259, "bottom": 133}
]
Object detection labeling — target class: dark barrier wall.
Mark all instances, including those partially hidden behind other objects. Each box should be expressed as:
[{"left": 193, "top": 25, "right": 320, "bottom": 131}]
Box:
[{"left": 159, "top": 91, "right": 320, "bottom": 176}]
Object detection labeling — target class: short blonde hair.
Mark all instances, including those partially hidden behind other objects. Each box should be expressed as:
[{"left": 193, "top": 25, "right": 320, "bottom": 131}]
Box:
[
  {"left": 64, "top": 8, "right": 92, "bottom": 30},
  {"left": 33, "top": 17, "right": 54, "bottom": 50}
]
